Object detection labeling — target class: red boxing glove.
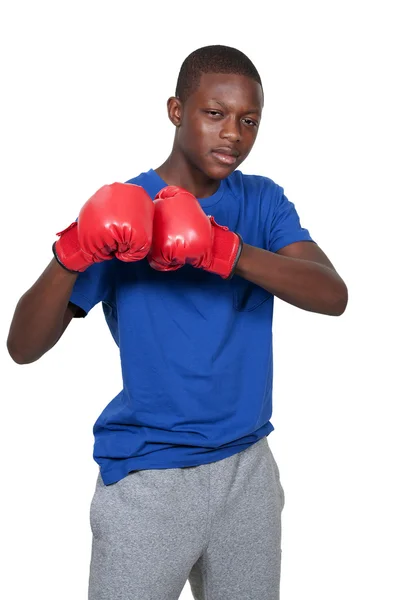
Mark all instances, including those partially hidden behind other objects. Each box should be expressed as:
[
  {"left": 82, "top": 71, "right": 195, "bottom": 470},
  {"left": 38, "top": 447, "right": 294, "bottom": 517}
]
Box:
[
  {"left": 53, "top": 183, "right": 154, "bottom": 272},
  {"left": 147, "top": 186, "right": 243, "bottom": 279}
]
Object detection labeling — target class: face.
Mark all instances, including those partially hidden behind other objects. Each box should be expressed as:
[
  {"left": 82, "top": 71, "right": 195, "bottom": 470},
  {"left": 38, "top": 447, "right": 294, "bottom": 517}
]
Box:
[{"left": 168, "top": 73, "right": 263, "bottom": 180}]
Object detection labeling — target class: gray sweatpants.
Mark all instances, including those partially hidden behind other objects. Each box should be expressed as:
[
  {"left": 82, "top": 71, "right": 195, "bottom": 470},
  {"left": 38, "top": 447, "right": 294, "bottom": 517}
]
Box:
[{"left": 88, "top": 435, "right": 285, "bottom": 600}]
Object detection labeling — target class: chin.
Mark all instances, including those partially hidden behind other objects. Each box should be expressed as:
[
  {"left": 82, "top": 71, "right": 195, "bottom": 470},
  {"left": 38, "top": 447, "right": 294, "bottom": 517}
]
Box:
[{"left": 204, "top": 164, "right": 237, "bottom": 181}]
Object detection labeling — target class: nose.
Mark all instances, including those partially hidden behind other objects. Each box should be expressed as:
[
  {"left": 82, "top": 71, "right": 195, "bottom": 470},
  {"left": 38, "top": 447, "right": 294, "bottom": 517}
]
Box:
[{"left": 220, "top": 116, "right": 241, "bottom": 143}]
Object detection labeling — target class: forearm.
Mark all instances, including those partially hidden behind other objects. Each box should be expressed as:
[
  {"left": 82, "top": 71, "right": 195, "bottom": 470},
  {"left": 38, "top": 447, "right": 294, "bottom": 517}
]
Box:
[
  {"left": 234, "top": 243, "right": 348, "bottom": 316},
  {"left": 7, "top": 258, "right": 78, "bottom": 364}
]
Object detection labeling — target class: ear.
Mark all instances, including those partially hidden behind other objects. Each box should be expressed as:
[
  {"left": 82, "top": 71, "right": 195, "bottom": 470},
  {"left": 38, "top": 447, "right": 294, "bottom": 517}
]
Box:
[{"left": 167, "top": 96, "right": 183, "bottom": 127}]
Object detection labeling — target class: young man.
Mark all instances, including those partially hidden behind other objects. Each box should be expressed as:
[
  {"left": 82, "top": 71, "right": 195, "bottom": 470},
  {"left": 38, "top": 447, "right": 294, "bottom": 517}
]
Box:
[{"left": 7, "top": 45, "right": 348, "bottom": 600}]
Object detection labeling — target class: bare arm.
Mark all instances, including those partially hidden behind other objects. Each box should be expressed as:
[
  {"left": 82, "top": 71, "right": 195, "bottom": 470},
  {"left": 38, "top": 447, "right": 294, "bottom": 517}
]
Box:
[
  {"left": 235, "top": 241, "right": 348, "bottom": 316},
  {"left": 6, "top": 258, "right": 83, "bottom": 364},
  {"left": 6, "top": 180, "right": 156, "bottom": 364}
]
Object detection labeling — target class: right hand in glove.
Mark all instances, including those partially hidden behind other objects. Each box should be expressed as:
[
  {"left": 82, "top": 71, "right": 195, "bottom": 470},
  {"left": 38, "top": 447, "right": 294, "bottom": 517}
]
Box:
[{"left": 53, "top": 183, "right": 154, "bottom": 272}]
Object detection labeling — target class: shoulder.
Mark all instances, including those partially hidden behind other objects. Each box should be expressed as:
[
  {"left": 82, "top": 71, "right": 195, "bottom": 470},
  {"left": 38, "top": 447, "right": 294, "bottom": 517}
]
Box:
[
  {"left": 226, "top": 170, "right": 282, "bottom": 204},
  {"left": 125, "top": 172, "right": 149, "bottom": 186},
  {"left": 124, "top": 169, "right": 166, "bottom": 200}
]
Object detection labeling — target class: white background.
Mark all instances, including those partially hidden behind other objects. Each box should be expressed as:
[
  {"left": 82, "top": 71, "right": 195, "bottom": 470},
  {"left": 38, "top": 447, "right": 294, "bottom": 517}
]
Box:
[{"left": 1, "top": 1, "right": 397, "bottom": 598}]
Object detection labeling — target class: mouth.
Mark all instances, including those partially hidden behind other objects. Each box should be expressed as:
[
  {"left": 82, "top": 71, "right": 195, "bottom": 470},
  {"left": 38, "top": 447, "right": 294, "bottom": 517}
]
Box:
[{"left": 211, "top": 147, "right": 240, "bottom": 166}]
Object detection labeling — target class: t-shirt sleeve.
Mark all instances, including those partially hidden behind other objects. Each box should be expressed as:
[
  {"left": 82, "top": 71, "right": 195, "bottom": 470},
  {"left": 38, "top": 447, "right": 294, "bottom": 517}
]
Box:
[
  {"left": 68, "top": 260, "right": 114, "bottom": 317},
  {"left": 268, "top": 185, "right": 315, "bottom": 253}
]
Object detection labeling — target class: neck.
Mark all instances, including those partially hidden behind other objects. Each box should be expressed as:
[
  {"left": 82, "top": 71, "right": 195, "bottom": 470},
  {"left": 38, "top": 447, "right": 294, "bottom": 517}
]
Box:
[{"left": 155, "top": 146, "right": 221, "bottom": 199}]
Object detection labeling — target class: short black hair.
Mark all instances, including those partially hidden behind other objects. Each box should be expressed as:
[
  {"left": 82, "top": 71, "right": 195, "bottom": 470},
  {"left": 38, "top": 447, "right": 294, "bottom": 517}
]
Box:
[{"left": 175, "top": 45, "right": 262, "bottom": 102}]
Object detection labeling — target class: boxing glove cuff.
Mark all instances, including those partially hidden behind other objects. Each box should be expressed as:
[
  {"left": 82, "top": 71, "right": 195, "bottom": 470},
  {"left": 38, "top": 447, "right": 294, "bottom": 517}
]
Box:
[
  {"left": 207, "top": 217, "right": 243, "bottom": 279},
  {"left": 53, "top": 222, "right": 91, "bottom": 273}
]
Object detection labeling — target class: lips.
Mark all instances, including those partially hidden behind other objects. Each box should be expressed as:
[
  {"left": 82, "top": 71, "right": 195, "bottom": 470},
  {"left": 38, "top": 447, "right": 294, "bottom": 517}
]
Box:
[{"left": 211, "top": 147, "right": 240, "bottom": 166}]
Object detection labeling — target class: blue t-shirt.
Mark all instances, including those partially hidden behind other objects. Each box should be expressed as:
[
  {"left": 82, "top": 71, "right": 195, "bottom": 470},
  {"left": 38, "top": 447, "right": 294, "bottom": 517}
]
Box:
[{"left": 70, "top": 169, "right": 314, "bottom": 485}]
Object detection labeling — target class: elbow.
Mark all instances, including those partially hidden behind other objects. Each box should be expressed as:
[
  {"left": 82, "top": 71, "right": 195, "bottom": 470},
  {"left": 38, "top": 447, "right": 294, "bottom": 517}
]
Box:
[
  {"left": 328, "top": 281, "right": 348, "bottom": 316},
  {"left": 7, "top": 347, "right": 29, "bottom": 365},
  {"left": 7, "top": 351, "right": 28, "bottom": 365},
  {"left": 6, "top": 338, "right": 37, "bottom": 365}
]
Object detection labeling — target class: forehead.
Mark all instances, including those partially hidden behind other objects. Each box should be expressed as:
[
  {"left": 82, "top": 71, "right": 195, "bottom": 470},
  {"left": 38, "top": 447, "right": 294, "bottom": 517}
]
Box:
[{"left": 188, "top": 72, "right": 263, "bottom": 111}]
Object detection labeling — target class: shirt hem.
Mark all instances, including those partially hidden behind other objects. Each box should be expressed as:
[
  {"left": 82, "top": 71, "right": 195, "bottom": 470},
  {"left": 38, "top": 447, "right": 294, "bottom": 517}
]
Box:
[{"left": 98, "top": 425, "right": 274, "bottom": 485}]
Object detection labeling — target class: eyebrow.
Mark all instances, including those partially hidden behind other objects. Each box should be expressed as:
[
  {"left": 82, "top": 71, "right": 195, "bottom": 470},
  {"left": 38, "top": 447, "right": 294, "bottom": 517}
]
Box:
[{"left": 210, "top": 99, "right": 261, "bottom": 115}]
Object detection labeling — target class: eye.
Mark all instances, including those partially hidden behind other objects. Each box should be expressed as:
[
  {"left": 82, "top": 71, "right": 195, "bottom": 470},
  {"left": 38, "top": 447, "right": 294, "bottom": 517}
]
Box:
[
  {"left": 205, "top": 110, "right": 223, "bottom": 117},
  {"left": 242, "top": 118, "right": 258, "bottom": 127}
]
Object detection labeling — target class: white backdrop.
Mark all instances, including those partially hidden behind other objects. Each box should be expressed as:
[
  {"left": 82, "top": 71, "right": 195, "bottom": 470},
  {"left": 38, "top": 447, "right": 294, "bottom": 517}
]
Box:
[{"left": 1, "top": 1, "right": 397, "bottom": 599}]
